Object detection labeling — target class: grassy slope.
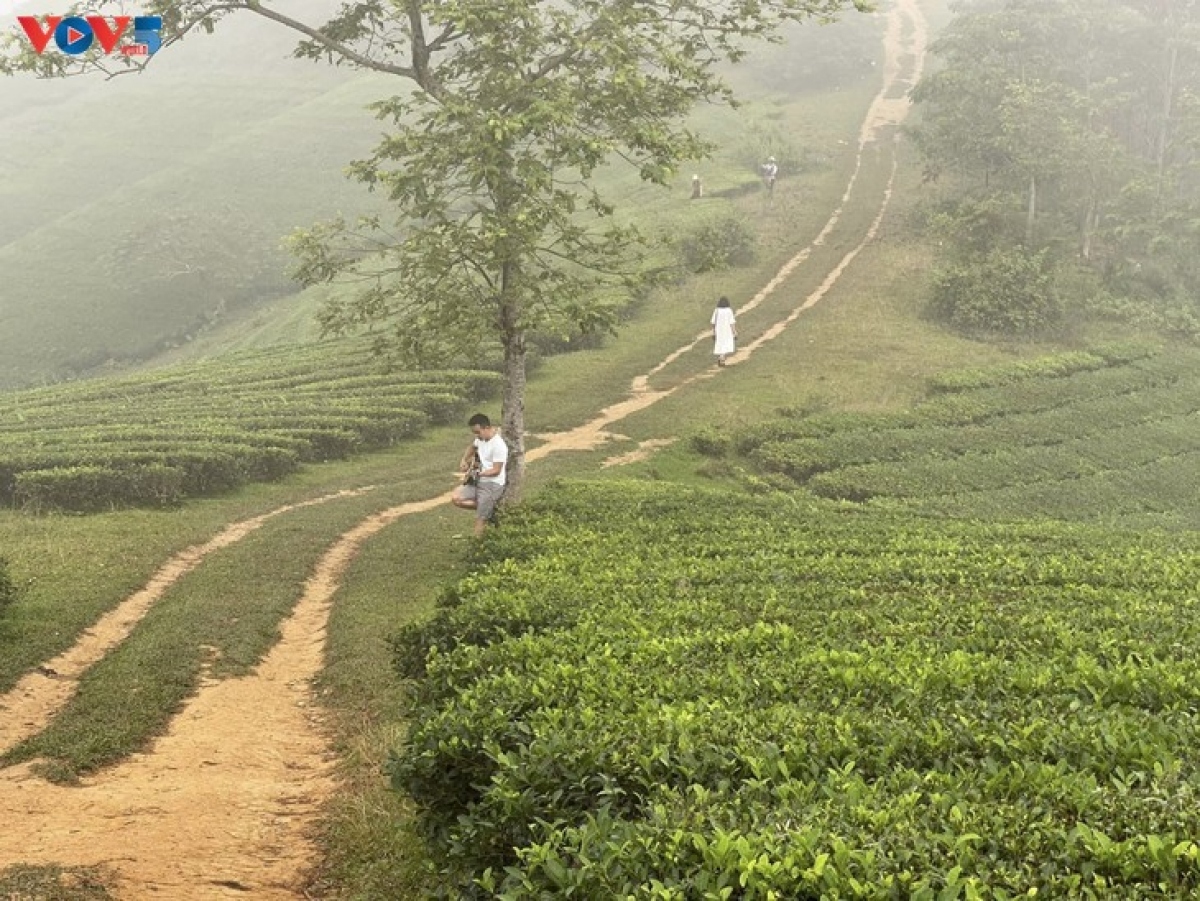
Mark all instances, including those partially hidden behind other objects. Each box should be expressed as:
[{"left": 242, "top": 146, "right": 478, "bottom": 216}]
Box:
[
  {"left": 0, "top": 2, "right": 391, "bottom": 388},
  {"left": 1, "top": 4, "right": 1187, "bottom": 898}
]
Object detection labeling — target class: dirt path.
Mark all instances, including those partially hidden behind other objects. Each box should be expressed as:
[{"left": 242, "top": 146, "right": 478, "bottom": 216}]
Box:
[
  {"left": 0, "top": 2, "right": 927, "bottom": 896},
  {"left": 0, "top": 489, "right": 374, "bottom": 757}
]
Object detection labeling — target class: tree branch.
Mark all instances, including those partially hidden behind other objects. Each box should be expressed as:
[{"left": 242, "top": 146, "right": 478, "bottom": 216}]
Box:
[{"left": 242, "top": 0, "right": 417, "bottom": 80}]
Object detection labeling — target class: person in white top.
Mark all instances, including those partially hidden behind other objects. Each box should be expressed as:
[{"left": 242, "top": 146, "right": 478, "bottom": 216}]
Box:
[
  {"left": 711, "top": 296, "right": 737, "bottom": 367},
  {"left": 761, "top": 156, "right": 778, "bottom": 194},
  {"left": 451, "top": 412, "right": 509, "bottom": 537}
]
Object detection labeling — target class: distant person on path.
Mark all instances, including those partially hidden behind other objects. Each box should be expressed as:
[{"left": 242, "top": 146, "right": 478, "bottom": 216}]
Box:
[
  {"left": 451, "top": 412, "right": 508, "bottom": 537},
  {"left": 711, "top": 296, "right": 737, "bottom": 367},
  {"left": 691, "top": 173, "right": 703, "bottom": 199},
  {"left": 761, "top": 156, "right": 778, "bottom": 195}
]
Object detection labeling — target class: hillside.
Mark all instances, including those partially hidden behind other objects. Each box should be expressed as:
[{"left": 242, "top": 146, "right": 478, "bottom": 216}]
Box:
[
  {"left": 9, "top": 0, "right": 1200, "bottom": 897},
  {"left": 0, "top": 0, "right": 389, "bottom": 388},
  {"left": 0, "top": 3, "right": 884, "bottom": 388},
  {"left": 0, "top": 339, "right": 501, "bottom": 511},
  {"left": 715, "top": 344, "right": 1200, "bottom": 531}
]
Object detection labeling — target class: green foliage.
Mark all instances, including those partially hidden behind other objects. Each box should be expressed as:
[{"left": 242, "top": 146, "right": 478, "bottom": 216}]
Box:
[
  {"left": 14, "top": 464, "right": 186, "bottom": 514},
  {"left": 0, "top": 557, "right": 16, "bottom": 618},
  {"left": 1075, "top": 277, "right": 1200, "bottom": 343},
  {"left": 910, "top": 0, "right": 1200, "bottom": 337},
  {"left": 392, "top": 480, "right": 1200, "bottom": 898},
  {"left": 678, "top": 213, "right": 758, "bottom": 274},
  {"left": 738, "top": 346, "right": 1200, "bottom": 529},
  {"left": 0, "top": 339, "right": 500, "bottom": 512},
  {"left": 689, "top": 428, "right": 734, "bottom": 458},
  {"left": 929, "top": 246, "right": 1060, "bottom": 336},
  {"left": 925, "top": 343, "right": 1157, "bottom": 394}
]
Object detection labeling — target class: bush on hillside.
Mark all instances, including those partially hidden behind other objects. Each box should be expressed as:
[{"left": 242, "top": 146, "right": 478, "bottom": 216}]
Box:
[
  {"left": 678, "top": 214, "right": 756, "bottom": 273},
  {"left": 390, "top": 481, "right": 1200, "bottom": 897},
  {"left": 929, "top": 246, "right": 1060, "bottom": 336}
]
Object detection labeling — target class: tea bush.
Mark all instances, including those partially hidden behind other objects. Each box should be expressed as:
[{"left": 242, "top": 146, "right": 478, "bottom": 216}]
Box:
[
  {"left": 929, "top": 247, "right": 1061, "bottom": 336},
  {"left": 0, "top": 340, "right": 501, "bottom": 511},
  {"left": 679, "top": 214, "right": 757, "bottom": 274},
  {"left": 392, "top": 481, "right": 1200, "bottom": 898},
  {"left": 734, "top": 347, "right": 1200, "bottom": 529}
]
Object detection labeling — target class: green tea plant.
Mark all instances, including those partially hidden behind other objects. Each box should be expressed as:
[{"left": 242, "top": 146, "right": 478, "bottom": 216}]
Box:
[
  {"left": 729, "top": 347, "right": 1200, "bottom": 529},
  {"left": 392, "top": 481, "right": 1200, "bottom": 898},
  {"left": 0, "top": 340, "right": 500, "bottom": 511}
]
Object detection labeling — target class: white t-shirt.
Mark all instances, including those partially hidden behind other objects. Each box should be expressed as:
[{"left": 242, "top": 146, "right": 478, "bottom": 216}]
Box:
[{"left": 474, "top": 433, "right": 509, "bottom": 486}]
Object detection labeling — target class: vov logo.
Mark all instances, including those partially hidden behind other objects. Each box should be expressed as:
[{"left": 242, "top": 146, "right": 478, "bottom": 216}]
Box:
[{"left": 18, "top": 14, "right": 162, "bottom": 57}]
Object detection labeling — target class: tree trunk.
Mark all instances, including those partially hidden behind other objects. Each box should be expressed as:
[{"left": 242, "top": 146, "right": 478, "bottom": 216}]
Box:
[
  {"left": 498, "top": 265, "right": 526, "bottom": 503},
  {"left": 1025, "top": 173, "right": 1037, "bottom": 245},
  {"left": 1080, "top": 194, "right": 1096, "bottom": 260},
  {"left": 1155, "top": 40, "right": 1178, "bottom": 208}
]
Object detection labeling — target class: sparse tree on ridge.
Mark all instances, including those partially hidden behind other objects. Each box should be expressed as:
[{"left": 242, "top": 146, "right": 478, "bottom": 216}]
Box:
[{"left": 2, "top": 0, "right": 869, "bottom": 500}]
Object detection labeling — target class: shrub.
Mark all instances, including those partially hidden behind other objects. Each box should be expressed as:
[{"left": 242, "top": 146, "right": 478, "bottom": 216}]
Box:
[
  {"left": 929, "top": 246, "right": 1061, "bottom": 335},
  {"left": 390, "top": 481, "right": 1200, "bottom": 897},
  {"left": 14, "top": 463, "right": 185, "bottom": 513},
  {"left": 688, "top": 428, "right": 732, "bottom": 458},
  {"left": 678, "top": 214, "right": 756, "bottom": 273}
]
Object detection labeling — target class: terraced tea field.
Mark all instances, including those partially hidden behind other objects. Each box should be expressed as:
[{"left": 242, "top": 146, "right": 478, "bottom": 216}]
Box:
[
  {"left": 394, "top": 480, "right": 1200, "bottom": 898},
  {"left": 0, "top": 341, "right": 499, "bottom": 511},
  {"left": 720, "top": 344, "right": 1200, "bottom": 530}
]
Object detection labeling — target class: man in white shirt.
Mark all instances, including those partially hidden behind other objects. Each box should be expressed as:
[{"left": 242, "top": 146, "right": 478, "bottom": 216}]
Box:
[
  {"left": 451, "top": 412, "right": 509, "bottom": 537},
  {"left": 761, "top": 156, "right": 778, "bottom": 194}
]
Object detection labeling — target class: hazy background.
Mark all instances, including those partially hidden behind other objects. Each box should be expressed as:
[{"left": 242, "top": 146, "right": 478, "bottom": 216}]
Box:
[
  {"left": 0, "top": 0, "right": 390, "bottom": 387},
  {"left": 0, "top": 2, "right": 883, "bottom": 389}
]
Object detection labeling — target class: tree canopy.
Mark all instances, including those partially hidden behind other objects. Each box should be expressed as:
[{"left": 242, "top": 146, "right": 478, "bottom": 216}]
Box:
[{"left": 910, "top": 0, "right": 1200, "bottom": 339}]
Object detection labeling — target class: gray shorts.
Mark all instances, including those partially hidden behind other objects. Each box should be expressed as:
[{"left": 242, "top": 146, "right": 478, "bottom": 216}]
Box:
[{"left": 461, "top": 480, "right": 505, "bottom": 520}]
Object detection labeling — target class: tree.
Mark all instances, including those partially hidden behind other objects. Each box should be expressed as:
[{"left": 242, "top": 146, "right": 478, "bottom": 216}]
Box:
[
  {"left": 909, "top": 0, "right": 1200, "bottom": 336},
  {"left": 3, "top": 0, "right": 867, "bottom": 499},
  {"left": 929, "top": 245, "right": 1060, "bottom": 336},
  {"left": 910, "top": 0, "right": 1107, "bottom": 246}
]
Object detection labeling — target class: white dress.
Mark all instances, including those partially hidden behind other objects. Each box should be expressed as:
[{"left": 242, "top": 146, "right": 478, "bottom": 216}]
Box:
[{"left": 711, "top": 306, "right": 737, "bottom": 356}]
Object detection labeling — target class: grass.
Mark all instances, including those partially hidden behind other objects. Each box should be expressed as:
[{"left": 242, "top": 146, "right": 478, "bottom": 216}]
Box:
[
  {"left": 0, "top": 507, "right": 244, "bottom": 695},
  {"left": 308, "top": 510, "right": 466, "bottom": 899},
  {"left": 0, "top": 865, "right": 114, "bottom": 901},
  {"left": 0, "top": 427, "right": 483, "bottom": 780}
]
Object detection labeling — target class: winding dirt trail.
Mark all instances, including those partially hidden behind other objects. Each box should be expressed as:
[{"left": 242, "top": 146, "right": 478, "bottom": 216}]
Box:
[
  {"left": 0, "top": 2, "right": 927, "bottom": 896},
  {"left": 0, "top": 488, "right": 374, "bottom": 757}
]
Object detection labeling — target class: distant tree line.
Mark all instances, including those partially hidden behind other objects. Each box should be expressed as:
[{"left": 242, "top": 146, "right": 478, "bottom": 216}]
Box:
[{"left": 909, "top": 0, "right": 1200, "bottom": 339}]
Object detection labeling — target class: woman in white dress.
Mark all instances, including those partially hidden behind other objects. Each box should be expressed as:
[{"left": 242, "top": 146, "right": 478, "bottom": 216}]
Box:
[{"left": 711, "top": 296, "right": 737, "bottom": 367}]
